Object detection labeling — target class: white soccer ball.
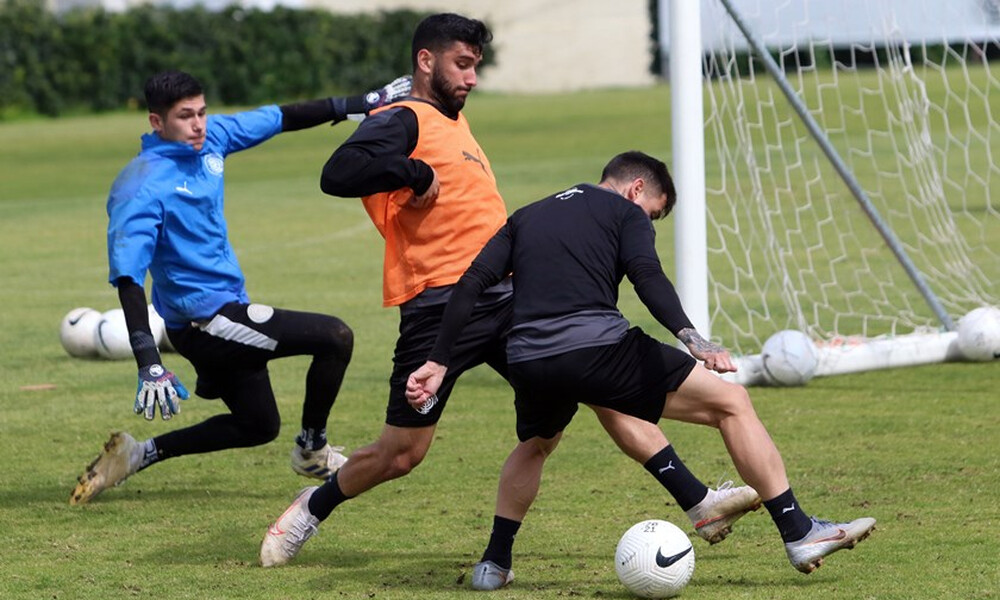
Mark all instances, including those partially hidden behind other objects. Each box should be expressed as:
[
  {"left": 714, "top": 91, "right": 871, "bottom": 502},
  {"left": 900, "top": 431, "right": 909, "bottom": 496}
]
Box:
[
  {"left": 761, "top": 329, "right": 819, "bottom": 386},
  {"left": 615, "top": 519, "right": 695, "bottom": 599},
  {"left": 147, "top": 304, "right": 166, "bottom": 348},
  {"left": 94, "top": 308, "right": 133, "bottom": 360},
  {"left": 956, "top": 306, "right": 1000, "bottom": 362},
  {"left": 59, "top": 307, "right": 102, "bottom": 358}
]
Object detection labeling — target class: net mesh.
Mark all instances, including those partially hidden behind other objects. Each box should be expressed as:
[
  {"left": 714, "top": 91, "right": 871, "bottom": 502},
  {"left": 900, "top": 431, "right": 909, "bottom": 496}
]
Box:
[{"left": 700, "top": 0, "right": 1000, "bottom": 354}]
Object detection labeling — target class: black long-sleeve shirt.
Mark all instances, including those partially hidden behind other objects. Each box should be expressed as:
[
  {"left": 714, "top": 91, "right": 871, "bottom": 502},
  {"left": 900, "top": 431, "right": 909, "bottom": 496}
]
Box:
[
  {"left": 429, "top": 183, "right": 694, "bottom": 366},
  {"left": 319, "top": 104, "right": 437, "bottom": 198}
]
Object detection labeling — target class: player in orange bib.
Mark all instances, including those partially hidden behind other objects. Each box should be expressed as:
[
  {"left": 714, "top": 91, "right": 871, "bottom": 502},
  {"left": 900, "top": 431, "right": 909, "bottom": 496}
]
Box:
[
  {"left": 260, "top": 13, "right": 761, "bottom": 574},
  {"left": 360, "top": 98, "right": 505, "bottom": 307}
]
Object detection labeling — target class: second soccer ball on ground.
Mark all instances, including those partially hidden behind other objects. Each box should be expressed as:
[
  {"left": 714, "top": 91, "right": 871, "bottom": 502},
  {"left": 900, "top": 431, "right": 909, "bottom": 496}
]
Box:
[{"left": 760, "top": 329, "right": 819, "bottom": 386}]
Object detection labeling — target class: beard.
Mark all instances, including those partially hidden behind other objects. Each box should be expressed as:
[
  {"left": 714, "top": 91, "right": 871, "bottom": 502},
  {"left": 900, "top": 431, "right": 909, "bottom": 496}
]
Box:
[{"left": 429, "top": 67, "right": 467, "bottom": 116}]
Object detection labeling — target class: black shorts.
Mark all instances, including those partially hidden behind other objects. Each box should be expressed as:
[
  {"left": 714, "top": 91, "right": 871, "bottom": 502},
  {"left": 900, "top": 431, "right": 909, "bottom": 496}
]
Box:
[
  {"left": 508, "top": 327, "right": 697, "bottom": 442},
  {"left": 385, "top": 295, "right": 512, "bottom": 427},
  {"left": 166, "top": 302, "right": 345, "bottom": 400}
]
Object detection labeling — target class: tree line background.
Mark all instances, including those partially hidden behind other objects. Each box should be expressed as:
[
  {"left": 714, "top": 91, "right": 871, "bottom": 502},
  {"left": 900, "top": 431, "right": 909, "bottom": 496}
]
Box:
[{"left": 0, "top": 0, "right": 437, "bottom": 118}]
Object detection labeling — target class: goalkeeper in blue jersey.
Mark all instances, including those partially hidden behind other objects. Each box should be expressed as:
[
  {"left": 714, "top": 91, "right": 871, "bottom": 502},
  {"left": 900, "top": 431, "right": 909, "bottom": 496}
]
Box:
[{"left": 70, "top": 70, "right": 411, "bottom": 505}]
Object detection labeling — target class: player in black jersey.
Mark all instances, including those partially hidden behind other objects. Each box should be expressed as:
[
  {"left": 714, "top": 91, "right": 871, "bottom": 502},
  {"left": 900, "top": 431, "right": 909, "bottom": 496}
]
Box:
[
  {"left": 258, "top": 16, "right": 756, "bottom": 572},
  {"left": 407, "top": 151, "right": 876, "bottom": 588}
]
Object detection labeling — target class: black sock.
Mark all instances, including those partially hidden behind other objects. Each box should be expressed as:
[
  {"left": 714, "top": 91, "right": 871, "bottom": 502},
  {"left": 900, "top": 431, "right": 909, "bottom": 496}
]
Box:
[
  {"left": 763, "top": 488, "right": 813, "bottom": 542},
  {"left": 307, "top": 471, "right": 351, "bottom": 521},
  {"left": 643, "top": 445, "right": 709, "bottom": 511},
  {"left": 480, "top": 516, "right": 521, "bottom": 570},
  {"left": 296, "top": 427, "right": 327, "bottom": 451}
]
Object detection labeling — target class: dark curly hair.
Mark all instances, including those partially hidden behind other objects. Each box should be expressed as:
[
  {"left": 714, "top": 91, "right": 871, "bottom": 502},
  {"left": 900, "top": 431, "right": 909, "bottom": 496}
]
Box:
[{"left": 411, "top": 13, "right": 493, "bottom": 69}]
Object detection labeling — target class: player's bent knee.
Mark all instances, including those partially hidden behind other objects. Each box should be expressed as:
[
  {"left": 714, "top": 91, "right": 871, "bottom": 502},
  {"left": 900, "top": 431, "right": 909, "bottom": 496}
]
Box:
[
  {"left": 252, "top": 424, "right": 281, "bottom": 446},
  {"left": 401, "top": 443, "right": 431, "bottom": 472},
  {"left": 356, "top": 439, "right": 429, "bottom": 481},
  {"left": 693, "top": 381, "right": 754, "bottom": 428},
  {"left": 241, "top": 414, "right": 281, "bottom": 446},
  {"left": 528, "top": 435, "right": 561, "bottom": 458},
  {"left": 369, "top": 425, "right": 434, "bottom": 479},
  {"left": 325, "top": 318, "right": 354, "bottom": 362},
  {"left": 382, "top": 449, "right": 425, "bottom": 480},
  {"left": 715, "top": 384, "right": 754, "bottom": 422}
]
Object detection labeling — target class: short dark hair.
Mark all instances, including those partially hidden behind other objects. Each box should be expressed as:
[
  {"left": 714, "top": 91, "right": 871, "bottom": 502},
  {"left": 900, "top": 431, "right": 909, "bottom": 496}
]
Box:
[
  {"left": 600, "top": 151, "right": 677, "bottom": 219},
  {"left": 411, "top": 13, "right": 492, "bottom": 69},
  {"left": 144, "top": 70, "right": 203, "bottom": 116}
]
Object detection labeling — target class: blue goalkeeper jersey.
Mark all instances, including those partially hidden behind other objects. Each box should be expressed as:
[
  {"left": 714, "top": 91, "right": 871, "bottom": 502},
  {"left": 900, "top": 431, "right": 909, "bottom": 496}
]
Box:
[{"left": 107, "top": 106, "right": 283, "bottom": 328}]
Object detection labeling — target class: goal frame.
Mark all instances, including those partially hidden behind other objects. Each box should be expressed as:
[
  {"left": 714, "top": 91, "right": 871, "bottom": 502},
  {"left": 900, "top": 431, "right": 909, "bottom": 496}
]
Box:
[{"left": 665, "top": 0, "right": 996, "bottom": 383}]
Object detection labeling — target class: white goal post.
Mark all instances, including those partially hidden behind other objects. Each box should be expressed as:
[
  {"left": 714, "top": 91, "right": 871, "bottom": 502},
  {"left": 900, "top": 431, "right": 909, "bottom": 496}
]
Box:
[{"left": 665, "top": 0, "right": 1000, "bottom": 382}]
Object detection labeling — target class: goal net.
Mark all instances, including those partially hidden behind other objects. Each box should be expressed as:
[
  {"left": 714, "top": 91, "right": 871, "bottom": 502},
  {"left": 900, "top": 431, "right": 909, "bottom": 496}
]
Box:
[{"left": 696, "top": 0, "right": 1000, "bottom": 357}]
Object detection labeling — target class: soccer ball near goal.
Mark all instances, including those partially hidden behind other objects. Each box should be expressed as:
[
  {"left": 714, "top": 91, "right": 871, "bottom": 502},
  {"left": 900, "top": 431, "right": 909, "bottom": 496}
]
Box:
[
  {"left": 59, "top": 307, "right": 102, "bottom": 358},
  {"left": 615, "top": 519, "right": 695, "bottom": 599},
  {"left": 956, "top": 307, "right": 1000, "bottom": 362},
  {"left": 94, "top": 308, "right": 133, "bottom": 360},
  {"left": 760, "top": 329, "right": 819, "bottom": 386}
]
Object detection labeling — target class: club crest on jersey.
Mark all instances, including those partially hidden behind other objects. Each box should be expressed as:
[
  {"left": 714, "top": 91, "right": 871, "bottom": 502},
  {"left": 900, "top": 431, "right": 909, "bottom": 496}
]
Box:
[{"left": 203, "top": 153, "right": 224, "bottom": 176}]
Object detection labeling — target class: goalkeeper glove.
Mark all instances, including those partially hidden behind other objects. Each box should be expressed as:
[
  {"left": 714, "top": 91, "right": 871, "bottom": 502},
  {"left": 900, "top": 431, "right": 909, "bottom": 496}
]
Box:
[
  {"left": 349, "top": 75, "right": 413, "bottom": 121},
  {"left": 135, "top": 364, "right": 190, "bottom": 421}
]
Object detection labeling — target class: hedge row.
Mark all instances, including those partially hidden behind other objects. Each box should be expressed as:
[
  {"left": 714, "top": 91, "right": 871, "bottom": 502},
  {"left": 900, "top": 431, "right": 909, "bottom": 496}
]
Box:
[{"left": 0, "top": 0, "right": 432, "bottom": 117}]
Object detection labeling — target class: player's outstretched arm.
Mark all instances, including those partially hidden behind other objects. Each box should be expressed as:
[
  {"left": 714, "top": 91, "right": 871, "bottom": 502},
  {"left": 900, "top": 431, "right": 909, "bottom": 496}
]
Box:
[
  {"left": 280, "top": 75, "right": 412, "bottom": 131},
  {"left": 116, "top": 278, "right": 189, "bottom": 420},
  {"left": 677, "top": 327, "right": 737, "bottom": 374}
]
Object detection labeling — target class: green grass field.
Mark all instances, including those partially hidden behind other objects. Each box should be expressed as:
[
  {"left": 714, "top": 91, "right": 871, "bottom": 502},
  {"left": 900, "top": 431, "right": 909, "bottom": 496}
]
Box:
[{"left": 1, "top": 87, "right": 998, "bottom": 599}]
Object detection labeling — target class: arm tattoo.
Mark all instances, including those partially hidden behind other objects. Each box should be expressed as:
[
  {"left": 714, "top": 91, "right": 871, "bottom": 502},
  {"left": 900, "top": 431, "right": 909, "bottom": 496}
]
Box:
[{"left": 677, "top": 327, "right": 726, "bottom": 354}]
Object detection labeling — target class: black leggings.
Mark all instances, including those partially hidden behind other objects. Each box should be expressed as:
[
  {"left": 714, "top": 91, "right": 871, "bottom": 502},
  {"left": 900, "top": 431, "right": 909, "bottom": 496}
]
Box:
[{"left": 153, "top": 303, "right": 352, "bottom": 460}]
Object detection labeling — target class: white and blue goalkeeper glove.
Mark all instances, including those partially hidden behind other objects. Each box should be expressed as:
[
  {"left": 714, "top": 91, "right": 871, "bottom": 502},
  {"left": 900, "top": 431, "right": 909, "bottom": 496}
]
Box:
[
  {"left": 135, "top": 364, "right": 189, "bottom": 421},
  {"left": 350, "top": 75, "right": 413, "bottom": 121}
]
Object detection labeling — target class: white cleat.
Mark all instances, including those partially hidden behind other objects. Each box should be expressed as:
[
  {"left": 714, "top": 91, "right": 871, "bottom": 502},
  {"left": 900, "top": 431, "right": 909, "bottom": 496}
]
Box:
[
  {"left": 290, "top": 443, "right": 347, "bottom": 480},
  {"left": 260, "top": 487, "right": 320, "bottom": 567},
  {"left": 471, "top": 560, "right": 514, "bottom": 591},
  {"left": 785, "top": 516, "right": 876, "bottom": 573},
  {"left": 685, "top": 481, "right": 762, "bottom": 544},
  {"left": 69, "top": 432, "right": 141, "bottom": 505}
]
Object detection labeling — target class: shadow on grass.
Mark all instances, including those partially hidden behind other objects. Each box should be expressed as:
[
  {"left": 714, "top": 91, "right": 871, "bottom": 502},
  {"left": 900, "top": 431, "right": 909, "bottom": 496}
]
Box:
[
  {"left": 135, "top": 535, "right": 839, "bottom": 595},
  {"left": 39, "top": 483, "right": 281, "bottom": 506}
]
